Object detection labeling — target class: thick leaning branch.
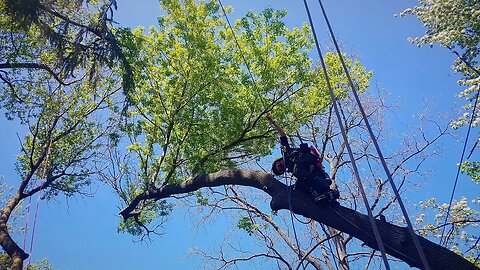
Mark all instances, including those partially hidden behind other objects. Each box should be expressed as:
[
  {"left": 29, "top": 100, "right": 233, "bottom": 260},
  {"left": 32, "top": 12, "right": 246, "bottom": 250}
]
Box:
[
  {"left": 0, "top": 62, "right": 67, "bottom": 85},
  {"left": 120, "top": 169, "right": 478, "bottom": 270},
  {"left": 120, "top": 170, "right": 283, "bottom": 220}
]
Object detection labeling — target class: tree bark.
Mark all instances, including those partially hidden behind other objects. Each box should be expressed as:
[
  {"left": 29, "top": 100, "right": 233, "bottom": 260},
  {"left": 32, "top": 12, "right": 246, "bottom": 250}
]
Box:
[
  {"left": 329, "top": 228, "right": 349, "bottom": 270},
  {"left": 0, "top": 195, "right": 29, "bottom": 270},
  {"left": 121, "top": 169, "right": 478, "bottom": 270}
]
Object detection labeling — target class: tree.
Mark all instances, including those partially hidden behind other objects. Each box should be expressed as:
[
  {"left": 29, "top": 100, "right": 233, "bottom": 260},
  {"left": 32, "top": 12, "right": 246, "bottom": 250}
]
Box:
[
  {"left": 401, "top": 1, "right": 480, "bottom": 264},
  {"left": 0, "top": 1, "right": 124, "bottom": 269},
  {"left": 110, "top": 0, "right": 362, "bottom": 238},
  {"left": 187, "top": 90, "right": 449, "bottom": 270},
  {"left": 401, "top": 0, "right": 480, "bottom": 181},
  {"left": 108, "top": 0, "right": 477, "bottom": 269},
  {"left": 0, "top": 0, "right": 134, "bottom": 102}
]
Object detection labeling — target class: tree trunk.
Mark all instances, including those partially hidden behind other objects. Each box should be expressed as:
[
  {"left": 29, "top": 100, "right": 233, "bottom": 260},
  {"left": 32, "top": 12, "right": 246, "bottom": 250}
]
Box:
[
  {"left": 121, "top": 169, "right": 478, "bottom": 270},
  {"left": 0, "top": 222, "right": 27, "bottom": 270},
  {"left": 329, "top": 228, "right": 349, "bottom": 270},
  {"left": 0, "top": 193, "right": 28, "bottom": 270}
]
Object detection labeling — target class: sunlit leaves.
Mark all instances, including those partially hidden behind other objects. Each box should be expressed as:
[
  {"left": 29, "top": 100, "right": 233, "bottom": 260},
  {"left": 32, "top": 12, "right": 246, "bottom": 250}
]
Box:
[
  {"left": 402, "top": 0, "right": 480, "bottom": 184},
  {"left": 416, "top": 197, "right": 479, "bottom": 262},
  {"left": 116, "top": 0, "right": 372, "bottom": 235},
  {"left": 460, "top": 160, "right": 480, "bottom": 184},
  {"left": 237, "top": 216, "right": 258, "bottom": 236},
  {"left": 117, "top": 200, "right": 173, "bottom": 236}
]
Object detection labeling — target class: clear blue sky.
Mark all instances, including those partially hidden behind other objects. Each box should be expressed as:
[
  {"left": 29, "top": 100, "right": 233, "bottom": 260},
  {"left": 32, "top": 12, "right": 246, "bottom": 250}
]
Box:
[{"left": 0, "top": 0, "right": 475, "bottom": 269}]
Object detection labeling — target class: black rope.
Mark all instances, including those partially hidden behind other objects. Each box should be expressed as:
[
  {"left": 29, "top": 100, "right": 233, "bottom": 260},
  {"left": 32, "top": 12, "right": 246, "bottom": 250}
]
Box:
[
  {"left": 325, "top": 204, "right": 420, "bottom": 264},
  {"left": 313, "top": 0, "right": 430, "bottom": 268},
  {"left": 300, "top": 0, "right": 391, "bottom": 268},
  {"left": 217, "top": 0, "right": 267, "bottom": 108},
  {"left": 286, "top": 176, "right": 307, "bottom": 270},
  {"left": 470, "top": 236, "right": 480, "bottom": 270},
  {"left": 321, "top": 224, "right": 340, "bottom": 270},
  {"left": 440, "top": 46, "right": 480, "bottom": 247},
  {"left": 440, "top": 86, "right": 480, "bottom": 246}
]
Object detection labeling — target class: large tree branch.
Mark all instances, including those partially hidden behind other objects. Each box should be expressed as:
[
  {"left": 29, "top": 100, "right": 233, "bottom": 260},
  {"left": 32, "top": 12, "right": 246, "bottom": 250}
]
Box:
[
  {"left": 120, "top": 169, "right": 477, "bottom": 270},
  {"left": 0, "top": 62, "right": 67, "bottom": 85}
]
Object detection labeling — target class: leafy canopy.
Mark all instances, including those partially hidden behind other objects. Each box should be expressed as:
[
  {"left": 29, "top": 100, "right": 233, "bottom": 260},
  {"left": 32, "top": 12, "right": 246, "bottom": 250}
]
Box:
[
  {"left": 115, "top": 0, "right": 371, "bottom": 235},
  {"left": 401, "top": 0, "right": 480, "bottom": 182},
  {"left": 0, "top": 0, "right": 122, "bottom": 198}
]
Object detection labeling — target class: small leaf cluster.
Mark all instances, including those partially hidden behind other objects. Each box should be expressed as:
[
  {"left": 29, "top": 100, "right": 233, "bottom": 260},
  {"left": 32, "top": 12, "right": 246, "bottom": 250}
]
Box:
[
  {"left": 237, "top": 216, "right": 259, "bottom": 236},
  {"left": 416, "top": 197, "right": 479, "bottom": 261}
]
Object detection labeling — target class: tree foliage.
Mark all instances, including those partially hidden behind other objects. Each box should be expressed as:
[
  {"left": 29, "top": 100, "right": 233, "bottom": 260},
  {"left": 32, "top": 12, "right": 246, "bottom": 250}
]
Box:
[
  {"left": 401, "top": 0, "right": 480, "bottom": 181},
  {"left": 109, "top": 1, "right": 475, "bottom": 269},
  {"left": 0, "top": 1, "right": 125, "bottom": 269},
  {"left": 112, "top": 0, "right": 372, "bottom": 236},
  {"left": 1, "top": 0, "right": 473, "bottom": 269},
  {"left": 401, "top": 1, "right": 480, "bottom": 266},
  {"left": 416, "top": 197, "right": 480, "bottom": 266},
  {"left": 0, "top": 0, "right": 134, "bottom": 98}
]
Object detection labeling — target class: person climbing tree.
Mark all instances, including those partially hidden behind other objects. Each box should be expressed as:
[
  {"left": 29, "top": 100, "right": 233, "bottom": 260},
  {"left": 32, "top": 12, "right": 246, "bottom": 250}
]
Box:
[{"left": 266, "top": 113, "right": 339, "bottom": 203}]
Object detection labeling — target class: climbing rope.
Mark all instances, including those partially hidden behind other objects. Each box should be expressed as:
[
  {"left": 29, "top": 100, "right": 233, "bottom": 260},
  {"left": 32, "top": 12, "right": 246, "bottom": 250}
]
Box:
[
  {"left": 26, "top": 139, "right": 53, "bottom": 267},
  {"left": 320, "top": 224, "right": 340, "bottom": 270},
  {"left": 325, "top": 203, "right": 421, "bottom": 264},
  {"left": 284, "top": 164, "right": 307, "bottom": 270},
  {"left": 287, "top": 187, "right": 307, "bottom": 269},
  {"left": 294, "top": 227, "right": 340, "bottom": 270},
  {"left": 217, "top": 0, "right": 268, "bottom": 110},
  {"left": 218, "top": 2, "right": 308, "bottom": 266},
  {"left": 312, "top": 0, "right": 432, "bottom": 268},
  {"left": 440, "top": 47, "right": 480, "bottom": 247},
  {"left": 470, "top": 236, "right": 480, "bottom": 270},
  {"left": 300, "top": 0, "right": 392, "bottom": 269},
  {"left": 441, "top": 86, "right": 480, "bottom": 247}
]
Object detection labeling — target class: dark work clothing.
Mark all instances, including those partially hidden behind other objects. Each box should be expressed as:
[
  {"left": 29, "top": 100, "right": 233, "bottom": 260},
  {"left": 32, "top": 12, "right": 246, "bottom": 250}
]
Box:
[{"left": 279, "top": 136, "right": 331, "bottom": 195}]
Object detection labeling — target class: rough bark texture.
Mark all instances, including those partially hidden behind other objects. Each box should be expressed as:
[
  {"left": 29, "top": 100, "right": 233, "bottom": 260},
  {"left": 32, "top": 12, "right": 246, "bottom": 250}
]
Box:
[
  {"left": 329, "top": 228, "right": 348, "bottom": 270},
  {"left": 0, "top": 193, "right": 29, "bottom": 270},
  {"left": 121, "top": 169, "right": 478, "bottom": 270}
]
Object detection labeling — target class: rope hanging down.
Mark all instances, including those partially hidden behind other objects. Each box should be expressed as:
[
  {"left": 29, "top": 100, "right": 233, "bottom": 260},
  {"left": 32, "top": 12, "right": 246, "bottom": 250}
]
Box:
[
  {"left": 217, "top": 1, "right": 307, "bottom": 267},
  {"left": 25, "top": 139, "right": 53, "bottom": 267},
  {"left": 439, "top": 50, "right": 480, "bottom": 246},
  {"left": 300, "top": 1, "right": 391, "bottom": 269},
  {"left": 313, "top": 0, "right": 431, "bottom": 269},
  {"left": 217, "top": 0, "right": 268, "bottom": 109}
]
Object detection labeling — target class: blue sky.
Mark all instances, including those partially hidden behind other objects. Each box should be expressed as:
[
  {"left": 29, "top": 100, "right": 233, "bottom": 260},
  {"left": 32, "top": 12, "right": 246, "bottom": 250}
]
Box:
[{"left": 1, "top": 0, "right": 476, "bottom": 269}]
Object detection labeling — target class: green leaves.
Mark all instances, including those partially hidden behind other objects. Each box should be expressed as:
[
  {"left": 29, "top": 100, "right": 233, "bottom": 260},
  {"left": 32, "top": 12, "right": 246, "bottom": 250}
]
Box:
[
  {"left": 460, "top": 160, "right": 480, "bottom": 184},
  {"left": 117, "top": 200, "right": 174, "bottom": 236},
  {"left": 402, "top": 0, "right": 480, "bottom": 184},
  {"left": 123, "top": 1, "right": 318, "bottom": 183},
  {"left": 115, "top": 0, "right": 372, "bottom": 235},
  {"left": 237, "top": 216, "right": 259, "bottom": 236}
]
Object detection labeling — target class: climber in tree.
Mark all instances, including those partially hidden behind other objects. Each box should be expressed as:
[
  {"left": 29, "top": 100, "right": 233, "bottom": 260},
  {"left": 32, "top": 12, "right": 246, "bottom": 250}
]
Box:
[{"left": 266, "top": 113, "right": 339, "bottom": 202}]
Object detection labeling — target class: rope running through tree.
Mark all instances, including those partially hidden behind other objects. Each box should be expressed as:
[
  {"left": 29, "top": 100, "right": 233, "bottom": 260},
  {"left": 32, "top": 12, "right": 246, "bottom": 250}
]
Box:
[
  {"left": 27, "top": 139, "right": 53, "bottom": 267},
  {"left": 313, "top": 0, "right": 432, "bottom": 268},
  {"left": 300, "top": 0, "right": 392, "bottom": 268},
  {"left": 216, "top": 1, "right": 307, "bottom": 267},
  {"left": 440, "top": 46, "right": 480, "bottom": 247}
]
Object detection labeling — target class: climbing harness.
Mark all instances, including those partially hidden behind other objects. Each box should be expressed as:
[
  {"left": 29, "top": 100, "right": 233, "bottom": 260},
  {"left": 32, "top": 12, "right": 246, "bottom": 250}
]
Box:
[
  {"left": 219, "top": 0, "right": 429, "bottom": 268},
  {"left": 216, "top": 3, "right": 309, "bottom": 266}
]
